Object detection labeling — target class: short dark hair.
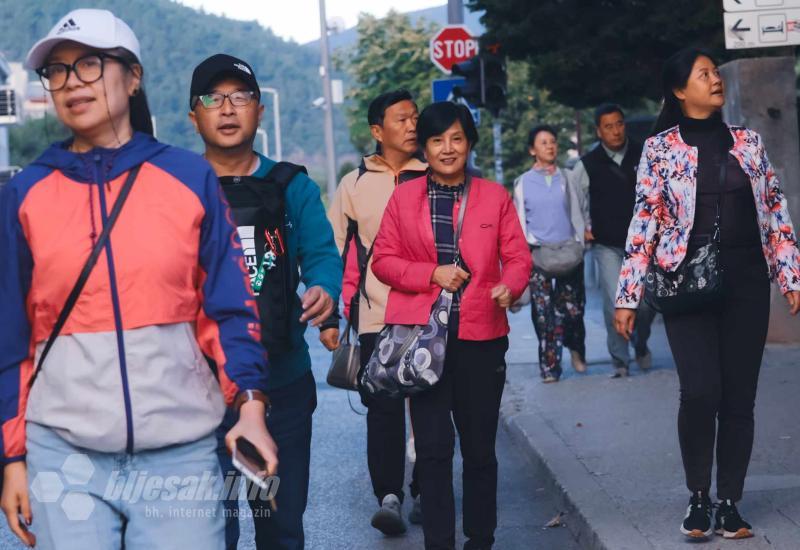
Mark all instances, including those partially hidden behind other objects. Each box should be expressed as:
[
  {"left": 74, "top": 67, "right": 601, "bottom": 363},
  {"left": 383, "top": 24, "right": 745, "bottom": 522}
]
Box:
[
  {"left": 527, "top": 125, "right": 557, "bottom": 148},
  {"left": 416, "top": 102, "right": 479, "bottom": 148},
  {"left": 594, "top": 103, "right": 625, "bottom": 126},
  {"left": 367, "top": 90, "right": 415, "bottom": 126}
]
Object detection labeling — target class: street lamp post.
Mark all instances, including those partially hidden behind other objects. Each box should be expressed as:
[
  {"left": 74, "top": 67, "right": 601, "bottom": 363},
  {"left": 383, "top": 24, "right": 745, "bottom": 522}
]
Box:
[
  {"left": 448, "top": 0, "right": 464, "bottom": 24},
  {"left": 259, "top": 87, "right": 282, "bottom": 161},
  {"left": 319, "top": 0, "right": 337, "bottom": 202}
]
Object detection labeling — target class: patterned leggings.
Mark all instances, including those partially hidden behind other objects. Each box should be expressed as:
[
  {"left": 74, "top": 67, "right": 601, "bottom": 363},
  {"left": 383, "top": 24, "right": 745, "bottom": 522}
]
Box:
[{"left": 530, "top": 264, "right": 586, "bottom": 379}]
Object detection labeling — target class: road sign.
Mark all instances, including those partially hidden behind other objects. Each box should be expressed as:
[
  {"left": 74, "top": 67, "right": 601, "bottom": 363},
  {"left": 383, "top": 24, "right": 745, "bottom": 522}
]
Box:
[
  {"left": 430, "top": 25, "right": 479, "bottom": 74},
  {"left": 724, "top": 9, "right": 800, "bottom": 49},
  {"left": 432, "top": 78, "right": 480, "bottom": 125},
  {"left": 724, "top": 0, "right": 800, "bottom": 12}
]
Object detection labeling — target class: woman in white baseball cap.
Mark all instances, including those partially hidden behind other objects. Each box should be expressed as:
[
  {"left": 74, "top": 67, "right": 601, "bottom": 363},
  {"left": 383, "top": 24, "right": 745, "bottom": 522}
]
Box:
[{"left": 0, "top": 9, "right": 278, "bottom": 549}]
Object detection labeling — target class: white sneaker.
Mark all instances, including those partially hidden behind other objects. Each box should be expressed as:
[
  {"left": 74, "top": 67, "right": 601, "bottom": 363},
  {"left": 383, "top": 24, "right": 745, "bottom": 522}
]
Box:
[{"left": 570, "top": 350, "right": 587, "bottom": 373}]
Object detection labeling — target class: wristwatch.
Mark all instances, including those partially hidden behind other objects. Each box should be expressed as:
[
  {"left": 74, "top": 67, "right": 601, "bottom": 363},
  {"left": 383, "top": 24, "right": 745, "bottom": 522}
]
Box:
[{"left": 233, "top": 389, "right": 271, "bottom": 416}]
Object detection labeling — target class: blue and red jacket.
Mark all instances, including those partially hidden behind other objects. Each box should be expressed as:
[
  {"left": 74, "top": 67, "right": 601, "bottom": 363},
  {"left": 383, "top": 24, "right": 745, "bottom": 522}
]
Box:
[{"left": 0, "top": 132, "right": 269, "bottom": 462}]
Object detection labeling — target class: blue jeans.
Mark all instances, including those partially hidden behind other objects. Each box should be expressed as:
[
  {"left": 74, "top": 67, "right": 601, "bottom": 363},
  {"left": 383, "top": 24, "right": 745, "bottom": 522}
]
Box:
[
  {"left": 26, "top": 422, "right": 224, "bottom": 550},
  {"left": 593, "top": 243, "right": 656, "bottom": 366},
  {"left": 217, "top": 370, "right": 317, "bottom": 550}
]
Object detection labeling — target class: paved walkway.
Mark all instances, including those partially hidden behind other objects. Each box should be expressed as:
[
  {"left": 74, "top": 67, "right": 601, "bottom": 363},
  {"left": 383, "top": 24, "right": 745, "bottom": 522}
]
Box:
[{"left": 502, "top": 286, "right": 800, "bottom": 550}]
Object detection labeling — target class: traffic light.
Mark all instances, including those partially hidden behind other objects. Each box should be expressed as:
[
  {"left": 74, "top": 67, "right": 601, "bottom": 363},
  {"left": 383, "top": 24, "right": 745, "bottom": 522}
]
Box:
[
  {"left": 450, "top": 50, "right": 507, "bottom": 116},
  {"left": 450, "top": 57, "right": 483, "bottom": 106},
  {"left": 481, "top": 52, "right": 507, "bottom": 116}
]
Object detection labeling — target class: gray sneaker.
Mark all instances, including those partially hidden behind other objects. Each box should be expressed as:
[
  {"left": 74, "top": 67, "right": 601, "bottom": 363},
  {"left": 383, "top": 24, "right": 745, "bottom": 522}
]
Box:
[
  {"left": 611, "top": 360, "right": 629, "bottom": 379},
  {"left": 371, "top": 494, "right": 407, "bottom": 536},
  {"left": 636, "top": 350, "right": 653, "bottom": 371},
  {"left": 408, "top": 495, "right": 422, "bottom": 525}
]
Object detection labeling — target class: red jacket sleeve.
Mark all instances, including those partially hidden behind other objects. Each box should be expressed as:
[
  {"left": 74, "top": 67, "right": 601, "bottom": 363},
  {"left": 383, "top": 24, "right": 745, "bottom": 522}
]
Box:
[
  {"left": 371, "top": 191, "right": 438, "bottom": 294},
  {"left": 498, "top": 193, "right": 533, "bottom": 299},
  {"left": 341, "top": 239, "right": 359, "bottom": 320}
]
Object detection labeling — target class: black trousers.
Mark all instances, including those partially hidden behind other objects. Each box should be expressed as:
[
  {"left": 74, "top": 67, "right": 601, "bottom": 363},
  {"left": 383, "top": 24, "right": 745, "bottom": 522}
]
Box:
[
  {"left": 359, "top": 333, "right": 419, "bottom": 505},
  {"left": 410, "top": 336, "right": 508, "bottom": 550},
  {"left": 664, "top": 246, "right": 770, "bottom": 501}
]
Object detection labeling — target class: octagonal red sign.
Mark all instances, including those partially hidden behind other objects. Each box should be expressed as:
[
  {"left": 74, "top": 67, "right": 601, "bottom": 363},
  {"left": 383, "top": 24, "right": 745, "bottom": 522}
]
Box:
[{"left": 430, "top": 25, "right": 479, "bottom": 75}]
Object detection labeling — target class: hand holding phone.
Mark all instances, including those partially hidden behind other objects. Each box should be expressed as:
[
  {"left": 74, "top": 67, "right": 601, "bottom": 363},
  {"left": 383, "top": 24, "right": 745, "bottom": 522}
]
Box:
[{"left": 232, "top": 436, "right": 278, "bottom": 512}]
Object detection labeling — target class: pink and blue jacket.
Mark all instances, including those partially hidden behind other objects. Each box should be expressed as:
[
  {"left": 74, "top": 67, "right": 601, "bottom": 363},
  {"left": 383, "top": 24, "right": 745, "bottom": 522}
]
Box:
[
  {"left": 616, "top": 125, "right": 800, "bottom": 308},
  {"left": 0, "top": 132, "right": 268, "bottom": 462}
]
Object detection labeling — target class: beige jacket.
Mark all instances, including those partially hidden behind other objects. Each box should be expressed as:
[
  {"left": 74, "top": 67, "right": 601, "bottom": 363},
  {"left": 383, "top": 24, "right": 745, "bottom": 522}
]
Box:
[{"left": 327, "top": 153, "right": 428, "bottom": 334}]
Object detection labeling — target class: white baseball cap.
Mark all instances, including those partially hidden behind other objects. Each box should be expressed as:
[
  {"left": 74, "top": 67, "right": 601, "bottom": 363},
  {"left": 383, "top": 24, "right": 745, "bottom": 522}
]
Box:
[{"left": 25, "top": 9, "right": 141, "bottom": 70}]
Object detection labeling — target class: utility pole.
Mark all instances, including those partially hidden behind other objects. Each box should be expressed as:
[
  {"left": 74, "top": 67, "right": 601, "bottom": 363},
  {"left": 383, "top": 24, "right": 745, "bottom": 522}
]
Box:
[
  {"left": 492, "top": 120, "right": 503, "bottom": 184},
  {"left": 260, "top": 87, "right": 282, "bottom": 161},
  {"left": 318, "top": 0, "right": 337, "bottom": 202},
  {"left": 448, "top": 0, "right": 464, "bottom": 24}
]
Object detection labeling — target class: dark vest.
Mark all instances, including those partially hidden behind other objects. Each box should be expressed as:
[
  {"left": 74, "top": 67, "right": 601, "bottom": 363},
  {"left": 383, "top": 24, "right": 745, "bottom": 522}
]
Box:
[{"left": 582, "top": 141, "right": 642, "bottom": 248}]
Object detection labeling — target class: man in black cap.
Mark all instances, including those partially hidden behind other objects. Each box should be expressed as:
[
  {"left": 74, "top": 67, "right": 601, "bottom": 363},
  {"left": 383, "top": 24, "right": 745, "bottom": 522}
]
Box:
[{"left": 189, "top": 53, "right": 342, "bottom": 550}]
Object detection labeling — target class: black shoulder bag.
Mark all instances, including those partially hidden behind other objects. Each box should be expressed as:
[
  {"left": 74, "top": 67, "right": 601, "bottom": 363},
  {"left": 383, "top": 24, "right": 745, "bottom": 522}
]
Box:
[
  {"left": 644, "top": 154, "right": 726, "bottom": 314},
  {"left": 28, "top": 165, "right": 141, "bottom": 389}
]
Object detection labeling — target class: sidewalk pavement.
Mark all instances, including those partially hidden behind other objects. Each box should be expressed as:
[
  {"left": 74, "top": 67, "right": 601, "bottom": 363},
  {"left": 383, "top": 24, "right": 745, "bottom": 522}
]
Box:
[{"left": 502, "top": 287, "right": 800, "bottom": 550}]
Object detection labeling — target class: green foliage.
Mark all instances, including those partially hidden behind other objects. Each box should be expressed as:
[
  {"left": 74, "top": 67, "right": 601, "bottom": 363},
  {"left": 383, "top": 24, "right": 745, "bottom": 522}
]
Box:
[
  {"left": 337, "top": 11, "right": 439, "bottom": 154},
  {"left": 468, "top": 0, "right": 748, "bottom": 108},
  {"left": 0, "top": 0, "right": 354, "bottom": 160},
  {"left": 9, "top": 116, "right": 69, "bottom": 167}
]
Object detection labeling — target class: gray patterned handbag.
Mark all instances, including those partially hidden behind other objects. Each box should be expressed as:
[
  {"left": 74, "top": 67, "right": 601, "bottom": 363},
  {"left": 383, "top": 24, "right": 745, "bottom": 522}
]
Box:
[{"left": 360, "top": 176, "right": 471, "bottom": 399}]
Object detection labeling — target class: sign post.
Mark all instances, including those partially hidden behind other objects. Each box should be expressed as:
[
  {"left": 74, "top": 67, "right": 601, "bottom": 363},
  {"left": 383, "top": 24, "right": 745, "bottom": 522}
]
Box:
[
  {"left": 429, "top": 25, "right": 479, "bottom": 74},
  {"left": 723, "top": 1, "right": 800, "bottom": 49},
  {"left": 431, "top": 78, "right": 480, "bottom": 125}
]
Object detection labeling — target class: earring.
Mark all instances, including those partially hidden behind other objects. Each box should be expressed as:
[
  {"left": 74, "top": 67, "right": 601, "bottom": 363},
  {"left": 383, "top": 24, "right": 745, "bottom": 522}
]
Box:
[{"left": 131, "top": 88, "right": 140, "bottom": 97}]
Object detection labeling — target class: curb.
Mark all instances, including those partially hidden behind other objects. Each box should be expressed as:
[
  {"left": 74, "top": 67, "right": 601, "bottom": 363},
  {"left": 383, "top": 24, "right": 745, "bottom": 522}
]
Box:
[{"left": 500, "top": 398, "right": 655, "bottom": 550}]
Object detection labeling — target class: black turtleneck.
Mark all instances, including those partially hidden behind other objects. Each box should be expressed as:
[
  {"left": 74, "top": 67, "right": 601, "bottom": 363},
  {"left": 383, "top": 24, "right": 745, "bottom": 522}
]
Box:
[{"left": 678, "top": 113, "right": 761, "bottom": 249}]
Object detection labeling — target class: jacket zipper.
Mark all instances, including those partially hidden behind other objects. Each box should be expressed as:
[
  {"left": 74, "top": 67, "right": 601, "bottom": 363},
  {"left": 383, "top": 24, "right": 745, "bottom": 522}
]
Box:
[{"left": 93, "top": 154, "right": 135, "bottom": 454}]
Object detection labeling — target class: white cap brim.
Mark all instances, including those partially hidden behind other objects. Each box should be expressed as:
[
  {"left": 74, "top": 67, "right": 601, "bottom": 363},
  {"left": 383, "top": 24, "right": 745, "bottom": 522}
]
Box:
[{"left": 26, "top": 36, "right": 124, "bottom": 70}]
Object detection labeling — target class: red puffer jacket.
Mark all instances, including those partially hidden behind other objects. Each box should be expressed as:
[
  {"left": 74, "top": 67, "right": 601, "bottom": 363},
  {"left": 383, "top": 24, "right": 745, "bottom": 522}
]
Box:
[{"left": 371, "top": 175, "right": 532, "bottom": 341}]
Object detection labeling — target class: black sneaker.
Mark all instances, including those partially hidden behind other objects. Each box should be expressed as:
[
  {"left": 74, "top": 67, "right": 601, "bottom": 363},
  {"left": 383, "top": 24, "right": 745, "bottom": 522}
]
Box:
[
  {"left": 715, "top": 499, "right": 754, "bottom": 539},
  {"left": 371, "top": 494, "right": 407, "bottom": 536},
  {"left": 680, "top": 491, "right": 714, "bottom": 539}
]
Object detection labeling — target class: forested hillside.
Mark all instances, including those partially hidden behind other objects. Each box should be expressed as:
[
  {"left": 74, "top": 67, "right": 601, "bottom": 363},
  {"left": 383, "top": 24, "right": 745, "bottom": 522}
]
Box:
[{"left": 0, "top": 0, "right": 352, "bottom": 162}]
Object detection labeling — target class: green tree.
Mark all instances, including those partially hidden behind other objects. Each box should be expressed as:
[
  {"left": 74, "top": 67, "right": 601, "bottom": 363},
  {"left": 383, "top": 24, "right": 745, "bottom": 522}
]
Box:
[
  {"left": 467, "top": 0, "right": 750, "bottom": 108},
  {"left": 9, "top": 116, "right": 69, "bottom": 167},
  {"left": 337, "top": 11, "right": 439, "bottom": 154}
]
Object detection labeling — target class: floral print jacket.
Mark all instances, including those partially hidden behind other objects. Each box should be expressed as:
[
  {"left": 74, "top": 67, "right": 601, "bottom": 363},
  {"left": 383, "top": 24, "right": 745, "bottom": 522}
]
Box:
[{"left": 615, "top": 125, "right": 800, "bottom": 308}]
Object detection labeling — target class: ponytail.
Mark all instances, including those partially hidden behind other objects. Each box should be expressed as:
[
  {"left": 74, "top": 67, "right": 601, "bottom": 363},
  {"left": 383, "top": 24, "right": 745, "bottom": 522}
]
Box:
[{"left": 651, "top": 47, "right": 718, "bottom": 137}]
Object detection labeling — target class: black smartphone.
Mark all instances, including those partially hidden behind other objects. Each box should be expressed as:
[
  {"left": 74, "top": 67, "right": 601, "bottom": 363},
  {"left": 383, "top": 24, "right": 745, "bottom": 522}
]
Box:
[{"left": 232, "top": 436, "right": 268, "bottom": 489}]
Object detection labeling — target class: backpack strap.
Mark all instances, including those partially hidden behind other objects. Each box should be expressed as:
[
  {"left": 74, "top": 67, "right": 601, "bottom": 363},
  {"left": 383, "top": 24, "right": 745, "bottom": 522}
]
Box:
[{"left": 264, "top": 161, "right": 307, "bottom": 191}]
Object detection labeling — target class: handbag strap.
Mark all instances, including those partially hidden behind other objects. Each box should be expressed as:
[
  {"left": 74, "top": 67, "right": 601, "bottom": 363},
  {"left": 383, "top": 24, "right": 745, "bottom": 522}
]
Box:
[
  {"left": 712, "top": 149, "right": 728, "bottom": 244},
  {"left": 452, "top": 173, "right": 472, "bottom": 266},
  {"left": 28, "top": 165, "right": 142, "bottom": 389}
]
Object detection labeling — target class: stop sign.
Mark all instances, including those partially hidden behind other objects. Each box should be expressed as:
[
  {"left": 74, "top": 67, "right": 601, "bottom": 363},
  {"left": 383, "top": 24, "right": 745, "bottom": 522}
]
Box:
[{"left": 430, "top": 25, "right": 479, "bottom": 75}]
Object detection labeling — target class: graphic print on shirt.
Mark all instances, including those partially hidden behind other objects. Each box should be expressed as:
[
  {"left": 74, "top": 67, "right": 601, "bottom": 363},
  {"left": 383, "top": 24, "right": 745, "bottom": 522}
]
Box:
[{"left": 237, "top": 225, "right": 276, "bottom": 295}]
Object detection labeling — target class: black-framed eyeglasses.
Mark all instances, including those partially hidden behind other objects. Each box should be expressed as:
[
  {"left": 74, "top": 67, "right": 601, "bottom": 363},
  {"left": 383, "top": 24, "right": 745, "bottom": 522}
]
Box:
[
  {"left": 36, "top": 53, "right": 129, "bottom": 92},
  {"left": 193, "top": 90, "right": 257, "bottom": 110}
]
